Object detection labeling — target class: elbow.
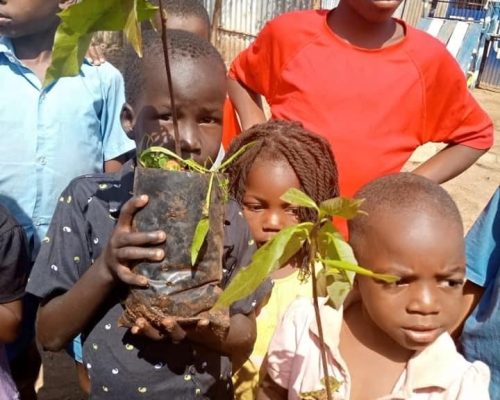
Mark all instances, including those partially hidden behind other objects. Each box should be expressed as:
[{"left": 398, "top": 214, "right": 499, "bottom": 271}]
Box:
[{"left": 36, "top": 330, "right": 67, "bottom": 352}]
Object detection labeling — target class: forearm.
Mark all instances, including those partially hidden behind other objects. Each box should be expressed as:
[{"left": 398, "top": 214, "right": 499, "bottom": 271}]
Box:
[
  {"left": 37, "top": 259, "right": 116, "bottom": 351},
  {"left": 412, "top": 144, "right": 488, "bottom": 184},
  {"left": 0, "top": 300, "right": 22, "bottom": 343},
  {"left": 228, "top": 77, "right": 266, "bottom": 130},
  {"left": 187, "top": 312, "right": 256, "bottom": 369}
]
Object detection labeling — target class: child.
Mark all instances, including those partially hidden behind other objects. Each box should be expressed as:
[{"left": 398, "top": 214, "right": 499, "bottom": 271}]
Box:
[
  {"left": 259, "top": 173, "right": 490, "bottom": 400},
  {"left": 27, "top": 29, "right": 263, "bottom": 399},
  {"left": 460, "top": 186, "right": 500, "bottom": 399},
  {"left": 0, "top": 1, "right": 134, "bottom": 396},
  {"left": 223, "top": 120, "right": 339, "bottom": 399},
  {"left": 0, "top": 204, "right": 29, "bottom": 400},
  {"left": 227, "top": 1, "right": 493, "bottom": 198}
]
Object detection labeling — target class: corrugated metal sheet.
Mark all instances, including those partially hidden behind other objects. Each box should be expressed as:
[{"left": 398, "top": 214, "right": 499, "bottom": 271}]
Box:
[
  {"left": 479, "top": 37, "right": 500, "bottom": 90},
  {"left": 204, "top": 0, "right": 423, "bottom": 63}
]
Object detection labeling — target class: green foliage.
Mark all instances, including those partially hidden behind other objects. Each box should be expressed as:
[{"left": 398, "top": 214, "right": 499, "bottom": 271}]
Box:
[
  {"left": 319, "top": 197, "right": 366, "bottom": 219},
  {"left": 191, "top": 217, "right": 209, "bottom": 265},
  {"left": 299, "top": 376, "right": 343, "bottom": 400},
  {"left": 217, "top": 188, "right": 399, "bottom": 309},
  {"left": 139, "top": 146, "right": 208, "bottom": 173},
  {"left": 45, "top": 0, "right": 158, "bottom": 86},
  {"left": 280, "top": 188, "right": 319, "bottom": 211},
  {"left": 215, "top": 223, "right": 313, "bottom": 307}
]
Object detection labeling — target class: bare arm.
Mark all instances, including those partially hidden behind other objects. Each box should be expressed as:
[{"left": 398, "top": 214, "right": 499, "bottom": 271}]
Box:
[
  {"left": 0, "top": 299, "right": 22, "bottom": 343},
  {"left": 37, "top": 196, "right": 165, "bottom": 351},
  {"left": 257, "top": 373, "right": 288, "bottom": 400},
  {"left": 412, "top": 144, "right": 488, "bottom": 184},
  {"left": 228, "top": 77, "right": 266, "bottom": 130},
  {"left": 104, "top": 154, "right": 129, "bottom": 173}
]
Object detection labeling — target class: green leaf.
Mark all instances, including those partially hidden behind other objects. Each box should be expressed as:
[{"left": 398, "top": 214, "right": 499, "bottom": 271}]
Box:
[
  {"left": 215, "top": 223, "right": 313, "bottom": 308},
  {"left": 217, "top": 141, "right": 256, "bottom": 171},
  {"left": 139, "top": 146, "right": 208, "bottom": 173},
  {"left": 320, "top": 259, "right": 399, "bottom": 283},
  {"left": 45, "top": 0, "right": 158, "bottom": 86},
  {"left": 191, "top": 217, "right": 209, "bottom": 266},
  {"left": 319, "top": 197, "right": 365, "bottom": 220},
  {"left": 280, "top": 188, "right": 319, "bottom": 211}
]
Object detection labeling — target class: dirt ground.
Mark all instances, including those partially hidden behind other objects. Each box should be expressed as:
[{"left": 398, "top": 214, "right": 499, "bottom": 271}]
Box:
[{"left": 37, "top": 89, "right": 500, "bottom": 400}]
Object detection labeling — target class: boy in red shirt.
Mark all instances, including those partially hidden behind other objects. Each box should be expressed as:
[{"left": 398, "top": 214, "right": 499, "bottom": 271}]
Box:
[{"left": 228, "top": 0, "right": 493, "bottom": 197}]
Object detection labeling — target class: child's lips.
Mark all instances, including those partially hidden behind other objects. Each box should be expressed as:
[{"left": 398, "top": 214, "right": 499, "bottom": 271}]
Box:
[{"left": 401, "top": 326, "right": 441, "bottom": 344}]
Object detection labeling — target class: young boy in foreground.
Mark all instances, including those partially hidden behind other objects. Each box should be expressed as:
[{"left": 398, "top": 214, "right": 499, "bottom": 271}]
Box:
[
  {"left": 259, "top": 173, "right": 490, "bottom": 400},
  {"left": 27, "top": 30, "right": 261, "bottom": 399}
]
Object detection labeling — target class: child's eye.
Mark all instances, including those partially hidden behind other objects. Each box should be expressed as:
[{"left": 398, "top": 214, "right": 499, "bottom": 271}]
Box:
[
  {"left": 440, "top": 279, "right": 465, "bottom": 289},
  {"left": 159, "top": 112, "right": 173, "bottom": 121},
  {"left": 244, "top": 203, "right": 264, "bottom": 212},
  {"left": 200, "top": 116, "right": 219, "bottom": 124},
  {"left": 285, "top": 207, "right": 300, "bottom": 216}
]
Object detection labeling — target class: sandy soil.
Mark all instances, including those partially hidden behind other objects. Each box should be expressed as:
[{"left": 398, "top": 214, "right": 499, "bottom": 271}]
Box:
[{"left": 37, "top": 88, "right": 500, "bottom": 400}]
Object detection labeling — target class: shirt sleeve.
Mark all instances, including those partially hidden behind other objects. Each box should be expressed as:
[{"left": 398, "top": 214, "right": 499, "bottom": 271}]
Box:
[
  {"left": 423, "top": 46, "right": 493, "bottom": 149},
  {"left": 266, "top": 298, "right": 311, "bottom": 390},
  {"left": 27, "top": 181, "right": 92, "bottom": 302},
  {"left": 465, "top": 187, "right": 500, "bottom": 287},
  {"left": 98, "top": 63, "right": 135, "bottom": 161},
  {"left": 0, "top": 208, "right": 29, "bottom": 304},
  {"left": 228, "top": 19, "right": 285, "bottom": 103},
  {"left": 455, "top": 361, "right": 491, "bottom": 400}
]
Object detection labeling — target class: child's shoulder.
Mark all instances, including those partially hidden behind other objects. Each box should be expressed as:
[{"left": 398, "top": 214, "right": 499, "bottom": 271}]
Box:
[
  {"left": 263, "top": 9, "right": 328, "bottom": 41},
  {"left": 403, "top": 23, "right": 458, "bottom": 69},
  {"left": 60, "top": 169, "right": 126, "bottom": 208}
]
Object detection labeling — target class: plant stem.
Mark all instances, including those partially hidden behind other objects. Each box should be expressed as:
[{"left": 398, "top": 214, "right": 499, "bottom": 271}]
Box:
[
  {"left": 310, "top": 226, "right": 333, "bottom": 400},
  {"left": 158, "top": 0, "right": 181, "bottom": 157}
]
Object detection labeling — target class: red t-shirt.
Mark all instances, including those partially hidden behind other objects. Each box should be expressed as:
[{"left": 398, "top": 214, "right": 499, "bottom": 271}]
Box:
[{"left": 229, "top": 10, "right": 493, "bottom": 197}]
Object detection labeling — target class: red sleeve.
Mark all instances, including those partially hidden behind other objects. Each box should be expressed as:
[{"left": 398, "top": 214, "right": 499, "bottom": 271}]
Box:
[
  {"left": 422, "top": 42, "right": 493, "bottom": 149},
  {"left": 228, "top": 20, "right": 284, "bottom": 102},
  {"left": 222, "top": 97, "right": 241, "bottom": 149}
]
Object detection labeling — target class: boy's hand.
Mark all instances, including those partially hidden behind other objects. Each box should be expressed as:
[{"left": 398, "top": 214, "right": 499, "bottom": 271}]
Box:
[
  {"left": 130, "top": 316, "right": 212, "bottom": 344},
  {"left": 98, "top": 195, "right": 166, "bottom": 287},
  {"left": 85, "top": 42, "right": 106, "bottom": 66}
]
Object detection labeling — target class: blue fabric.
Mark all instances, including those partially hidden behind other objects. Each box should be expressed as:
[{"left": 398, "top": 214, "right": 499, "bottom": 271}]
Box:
[
  {"left": 0, "top": 36, "right": 134, "bottom": 256},
  {"left": 461, "top": 186, "right": 500, "bottom": 400}
]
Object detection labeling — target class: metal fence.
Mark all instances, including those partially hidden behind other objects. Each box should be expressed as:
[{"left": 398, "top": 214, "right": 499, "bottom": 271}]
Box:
[{"left": 203, "top": 0, "right": 412, "bottom": 63}]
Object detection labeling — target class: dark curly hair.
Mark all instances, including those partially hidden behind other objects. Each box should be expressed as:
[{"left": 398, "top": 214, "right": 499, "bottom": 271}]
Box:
[{"left": 223, "top": 120, "right": 339, "bottom": 223}]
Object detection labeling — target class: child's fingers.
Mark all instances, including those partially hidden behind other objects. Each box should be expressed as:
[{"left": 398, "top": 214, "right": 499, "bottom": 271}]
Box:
[
  {"left": 131, "top": 318, "right": 165, "bottom": 341},
  {"left": 112, "top": 230, "right": 166, "bottom": 248},
  {"left": 116, "top": 266, "right": 149, "bottom": 287},
  {"left": 116, "top": 195, "right": 149, "bottom": 230},
  {"left": 161, "top": 318, "right": 186, "bottom": 343},
  {"left": 115, "top": 246, "right": 164, "bottom": 263}
]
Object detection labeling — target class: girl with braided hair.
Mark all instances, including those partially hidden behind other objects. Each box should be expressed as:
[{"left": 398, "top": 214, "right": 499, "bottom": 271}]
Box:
[{"left": 224, "top": 120, "right": 339, "bottom": 400}]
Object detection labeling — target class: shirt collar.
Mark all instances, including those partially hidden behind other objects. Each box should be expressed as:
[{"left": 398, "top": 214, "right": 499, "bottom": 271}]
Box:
[
  {"left": 309, "top": 301, "right": 465, "bottom": 394},
  {"left": 0, "top": 36, "right": 92, "bottom": 66}
]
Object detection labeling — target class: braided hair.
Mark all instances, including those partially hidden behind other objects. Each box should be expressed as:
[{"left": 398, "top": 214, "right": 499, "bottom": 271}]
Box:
[{"left": 224, "top": 120, "right": 339, "bottom": 223}]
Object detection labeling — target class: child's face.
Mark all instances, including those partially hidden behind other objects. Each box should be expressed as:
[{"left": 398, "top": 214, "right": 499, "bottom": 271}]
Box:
[
  {"left": 242, "top": 159, "right": 301, "bottom": 247},
  {"left": 354, "top": 210, "right": 465, "bottom": 351},
  {"left": 131, "top": 57, "right": 225, "bottom": 168},
  {"left": 0, "top": 0, "right": 62, "bottom": 38},
  {"left": 342, "top": 0, "right": 403, "bottom": 23}
]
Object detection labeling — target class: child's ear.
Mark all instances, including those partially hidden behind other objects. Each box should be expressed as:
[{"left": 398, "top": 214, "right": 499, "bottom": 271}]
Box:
[
  {"left": 58, "top": 0, "right": 77, "bottom": 10},
  {"left": 120, "top": 103, "right": 136, "bottom": 140}
]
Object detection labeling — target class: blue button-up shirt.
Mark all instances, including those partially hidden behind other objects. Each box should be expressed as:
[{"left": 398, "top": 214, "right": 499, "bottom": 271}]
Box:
[{"left": 0, "top": 37, "right": 135, "bottom": 255}]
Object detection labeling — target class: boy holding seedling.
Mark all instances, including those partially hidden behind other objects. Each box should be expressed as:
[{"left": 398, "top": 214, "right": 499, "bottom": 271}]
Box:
[
  {"left": 0, "top": 0, "right": 134, "bottom": 397},
  {"left": 259, "top": 173, "right": 490, "bottom": 400},
  {"left": 27, "top": 29, "right": 264, "bottom": 399},
  {"left": 228, "top": 0, "right": 494, "bottom": 198}
]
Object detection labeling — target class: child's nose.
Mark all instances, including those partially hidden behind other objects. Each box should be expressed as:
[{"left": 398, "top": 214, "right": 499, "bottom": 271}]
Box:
[
  {"left": 262, "top": 211, "right": 284, "bottom": 232},
  {"left": 179, "top": 122, "right": 202, "bottom": 158},
  {"left": 406, "top": 282, "right": 440, "bottom": 315}
]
